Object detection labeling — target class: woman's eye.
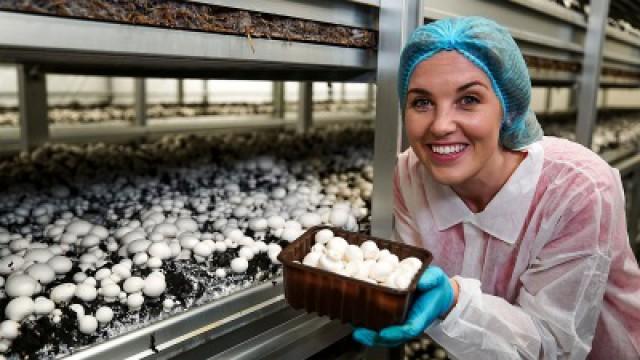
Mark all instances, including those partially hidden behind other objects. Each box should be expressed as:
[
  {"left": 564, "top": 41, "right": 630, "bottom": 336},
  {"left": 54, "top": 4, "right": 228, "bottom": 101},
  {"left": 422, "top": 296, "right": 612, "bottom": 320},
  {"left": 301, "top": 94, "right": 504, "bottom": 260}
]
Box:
[
  {"left": 460, "top": 95, "right": 479, "bottom": 106},
  {"left": 411, "top": 98, "right": 432, "bottom": 110}
]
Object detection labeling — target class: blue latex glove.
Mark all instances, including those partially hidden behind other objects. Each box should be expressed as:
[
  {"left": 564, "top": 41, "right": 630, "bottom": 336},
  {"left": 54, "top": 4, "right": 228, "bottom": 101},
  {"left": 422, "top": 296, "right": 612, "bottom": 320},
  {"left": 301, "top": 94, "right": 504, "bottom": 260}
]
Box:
[{"left": 353, "top": 266, "right": 454, "bottom": 347}]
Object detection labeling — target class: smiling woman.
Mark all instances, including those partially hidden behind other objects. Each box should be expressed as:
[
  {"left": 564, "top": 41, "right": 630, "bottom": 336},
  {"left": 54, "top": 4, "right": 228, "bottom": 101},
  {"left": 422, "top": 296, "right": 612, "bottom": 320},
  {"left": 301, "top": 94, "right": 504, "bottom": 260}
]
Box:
[
  {"left": 404, "top": 52, "right": 522, "bottom": 212},
  {"left": 352, "top": 16, "right": 640, "bottom": 360}
]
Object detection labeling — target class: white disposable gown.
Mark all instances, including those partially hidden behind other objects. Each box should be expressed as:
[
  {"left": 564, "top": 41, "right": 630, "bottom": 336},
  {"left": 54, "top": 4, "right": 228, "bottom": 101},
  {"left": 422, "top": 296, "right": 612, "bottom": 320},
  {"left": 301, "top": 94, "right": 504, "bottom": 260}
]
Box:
[{"left": 393, "top": 136, "right": 640, "bottom": 359}]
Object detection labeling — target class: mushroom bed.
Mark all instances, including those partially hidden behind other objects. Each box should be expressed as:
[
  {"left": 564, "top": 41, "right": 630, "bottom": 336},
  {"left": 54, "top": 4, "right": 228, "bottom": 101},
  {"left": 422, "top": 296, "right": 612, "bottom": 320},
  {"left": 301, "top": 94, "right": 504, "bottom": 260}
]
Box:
[{"left": 0, "top": 124, "right": 374, "bottom": 359}]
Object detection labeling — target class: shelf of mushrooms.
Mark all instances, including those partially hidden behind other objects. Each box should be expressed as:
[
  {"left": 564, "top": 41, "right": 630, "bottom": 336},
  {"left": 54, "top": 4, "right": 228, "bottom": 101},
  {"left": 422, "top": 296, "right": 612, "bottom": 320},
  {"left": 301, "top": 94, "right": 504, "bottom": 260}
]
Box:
[{"left": 0, "top": 123, "right": 374, "bottom": 359}]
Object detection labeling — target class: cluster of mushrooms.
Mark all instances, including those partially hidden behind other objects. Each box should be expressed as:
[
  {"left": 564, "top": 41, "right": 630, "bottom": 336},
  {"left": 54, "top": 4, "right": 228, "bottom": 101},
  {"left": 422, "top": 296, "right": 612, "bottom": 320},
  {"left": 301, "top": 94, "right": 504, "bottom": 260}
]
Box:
[
  {"left": 302, "top": 228, "right": 423, "bottom": 289},
  {"left": 0, "top": 124, "right": 374, "bottom": 358}
]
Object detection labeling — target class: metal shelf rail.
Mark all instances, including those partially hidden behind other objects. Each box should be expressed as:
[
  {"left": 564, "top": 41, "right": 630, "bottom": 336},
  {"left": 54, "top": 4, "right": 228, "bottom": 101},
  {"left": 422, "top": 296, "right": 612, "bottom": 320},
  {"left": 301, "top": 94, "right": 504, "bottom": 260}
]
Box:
[
  {"left": 0, "top": 1, "right": 376, "bottom": 359},
  {"left": 0, "top": 0, "right": 378, "bottom": 149}
]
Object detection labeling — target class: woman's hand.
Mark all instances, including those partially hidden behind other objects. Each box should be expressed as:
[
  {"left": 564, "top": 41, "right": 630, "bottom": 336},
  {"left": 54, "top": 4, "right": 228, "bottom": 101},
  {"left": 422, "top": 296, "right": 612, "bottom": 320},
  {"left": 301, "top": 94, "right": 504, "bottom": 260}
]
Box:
[{"left": 352, "top": 266, "right": 458, "bottom": 347}]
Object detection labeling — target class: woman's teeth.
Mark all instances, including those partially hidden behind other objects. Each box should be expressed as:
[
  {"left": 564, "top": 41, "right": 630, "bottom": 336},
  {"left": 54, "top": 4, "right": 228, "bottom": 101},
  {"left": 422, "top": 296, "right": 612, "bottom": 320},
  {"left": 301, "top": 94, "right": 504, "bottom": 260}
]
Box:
[{"left": 430, "top": 144, "right": 467, "bottom": 155}]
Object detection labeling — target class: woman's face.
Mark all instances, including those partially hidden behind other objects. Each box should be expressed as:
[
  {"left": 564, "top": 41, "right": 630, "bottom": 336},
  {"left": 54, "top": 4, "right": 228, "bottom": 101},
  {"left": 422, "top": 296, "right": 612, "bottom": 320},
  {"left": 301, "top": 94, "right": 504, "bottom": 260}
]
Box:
[{"left": 405, "top": 51, "right": 504, "bottom": 186}]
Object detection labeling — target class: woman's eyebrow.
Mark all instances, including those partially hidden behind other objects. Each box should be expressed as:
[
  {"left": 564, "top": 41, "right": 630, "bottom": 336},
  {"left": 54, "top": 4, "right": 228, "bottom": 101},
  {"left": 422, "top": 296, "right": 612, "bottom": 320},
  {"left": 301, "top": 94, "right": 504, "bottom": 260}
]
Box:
[
  {"left": 407, "top": 88, "right": 432, "bottom": 96},
  {"left": 457, "top": 81, "right": 488, "bottom": 92}
]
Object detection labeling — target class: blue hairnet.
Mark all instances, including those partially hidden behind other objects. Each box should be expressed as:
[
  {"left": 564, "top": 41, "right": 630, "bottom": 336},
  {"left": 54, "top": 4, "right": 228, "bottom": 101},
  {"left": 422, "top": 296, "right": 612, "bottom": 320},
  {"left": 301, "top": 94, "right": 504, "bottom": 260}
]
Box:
[{"left": 398, "top": 16, "right": 543, "bottom": 150}]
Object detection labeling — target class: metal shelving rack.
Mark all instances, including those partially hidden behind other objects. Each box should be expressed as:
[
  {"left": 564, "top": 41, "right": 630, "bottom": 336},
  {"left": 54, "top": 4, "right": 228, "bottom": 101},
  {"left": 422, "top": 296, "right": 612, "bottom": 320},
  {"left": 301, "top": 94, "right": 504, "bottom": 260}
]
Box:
[
  {"left": 2, "top": 0, "right": 640, "bottom": 358},
  {"left": 0, "top": 1, "right": 378, "bottom": 359}
]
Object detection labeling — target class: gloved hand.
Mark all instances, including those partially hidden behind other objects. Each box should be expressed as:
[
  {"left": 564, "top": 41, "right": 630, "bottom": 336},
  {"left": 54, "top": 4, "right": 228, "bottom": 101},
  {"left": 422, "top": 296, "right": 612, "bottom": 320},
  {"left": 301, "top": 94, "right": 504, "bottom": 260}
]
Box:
[{"left": 352, "top": 266, "right": 455, "bottom": 347}]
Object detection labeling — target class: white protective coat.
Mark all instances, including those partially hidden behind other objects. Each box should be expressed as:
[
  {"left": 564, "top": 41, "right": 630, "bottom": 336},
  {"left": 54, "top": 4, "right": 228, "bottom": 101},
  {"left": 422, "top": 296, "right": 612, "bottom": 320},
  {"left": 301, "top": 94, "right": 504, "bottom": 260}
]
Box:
[{"left": 393, "top": 137, "right": 640, "bottom": 359}]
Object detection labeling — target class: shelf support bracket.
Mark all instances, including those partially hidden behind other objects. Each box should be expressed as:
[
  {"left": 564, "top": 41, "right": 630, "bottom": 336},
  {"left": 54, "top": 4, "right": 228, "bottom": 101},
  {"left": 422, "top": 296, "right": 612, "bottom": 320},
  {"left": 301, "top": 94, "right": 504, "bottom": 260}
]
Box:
[
  {"left": 272, "top": 82, "right": 285, "bottom": 119},
  {"left": 575, "top": 0, "right": 610, "bottom": 148},
  {"left": 135, "top": 78, "right": 147, "bottom": 127},
  {"left": 370, "top": 0, "right": 423, "bottom": 239},
  {"left": 297, "top": 82, "right": 312, "bottom": 133},
  {"left": 18, "top": 64, "right": 49, "bottom": 151}
]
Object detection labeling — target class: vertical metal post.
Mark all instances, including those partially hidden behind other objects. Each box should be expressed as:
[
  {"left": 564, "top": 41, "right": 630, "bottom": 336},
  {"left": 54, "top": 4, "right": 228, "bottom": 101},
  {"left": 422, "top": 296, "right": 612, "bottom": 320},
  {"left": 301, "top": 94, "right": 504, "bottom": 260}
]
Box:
[
  {"left": 575, "top": 0, "right": 610, "bottom": 148},
  {"left": 366, "top": 83, "right": 375, "bottom": 113},
  {"left": 340, "top": 83, "right": 346, "bottom": 109},
  {"left": 544, "top": 87, "right": 553, "bottom": 113},
  {"left": 272, "top": 81, "right": 285, "bottom": 119},
  {"left": 18, "top": 64, "right": 49, "bottom": 150},
  {"left": 177, "top": 79, "right": 185, "bottom": 106},
  {"left": 327, "top": 82, "right": 334, "bottom": 103},
  {"left": 134, "top": 78, "right": 147, "bottom": 127},
  {"left": 202, "top": 79, "right": 209, "bottom": 106},
  {"left": 370, "top": 0, "right": 422, "bottom": 239},
  {"left": 105, "top": 77, "right": 114, "bottom": 105},
  {"left": 297, "top": 82, "right": 312, "bottom": 133},
  {"left": 602, "top": 88, "right": 608, "bottom": 108}
]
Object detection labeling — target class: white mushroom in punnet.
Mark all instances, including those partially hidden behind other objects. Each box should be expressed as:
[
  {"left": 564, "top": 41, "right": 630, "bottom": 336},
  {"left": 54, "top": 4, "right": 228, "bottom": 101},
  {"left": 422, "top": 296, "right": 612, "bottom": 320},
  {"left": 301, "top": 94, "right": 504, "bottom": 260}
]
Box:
[
  {"left": 47, "top": 256, "right": 72, "bottom": 274},
  {"left": 95, "top": 306, "right": 114, "bottom": 324},
  {"left": 231, "top": 257, "right": 248, "bottom": 273},
  {"left": 344, "top": 244, "right": 364, "bottom": 263},
  {"left": 399, "top": 257, "right": 423, "bottom": 273},
  {"left": 314, "top": 229, "right": 334, "bottom": 245},
  {"left": 123, "top": 277, "right": 145, "bottom": 293},
  {"left": 369, "top": 261, "right": 394, "bottom": 283},
  {"left": 360, "top": 240, "right": 379, "bottom": 261},
  {"left": 318, "top": 254, "right": 344, "bottom": 273},
  {"left": 378, "top": 253, "right": 400, "bottom": 267},
  {"left": 78, "top": 315, "right": 98, "bottom": 335},
  {"left": 5, "top": 296, "right": 34, "bottom": 321},
  {"left": 5, "top": 274, "right": 38, "bottom": 297},
  {"left": 33, "top": 297, "right": 54, "bottom": 315},
  {"left": 326, "top": 237, "right": 348, "bottom": 258},
  {"left": 344, "top": 260, "right": 363, "bottom": 277},
  {"left": 75, "top": 283, "right": 98, "bottom": 302},
  {"left": 355, "top": 260, "right": 376, "bottom": 280},
  {"left": 0, "top": 320, "right": 19, "bottom": 340},
  {"left": 302, "top": 252, "right": 322, "bottom": 267}
]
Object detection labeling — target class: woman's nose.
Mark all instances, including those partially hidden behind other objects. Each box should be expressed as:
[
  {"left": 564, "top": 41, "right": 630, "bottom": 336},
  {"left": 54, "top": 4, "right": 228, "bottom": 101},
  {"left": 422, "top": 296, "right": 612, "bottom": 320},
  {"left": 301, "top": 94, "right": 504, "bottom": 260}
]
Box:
[{"left": 430, "top": 109, "right": 457, "bottom": 137}]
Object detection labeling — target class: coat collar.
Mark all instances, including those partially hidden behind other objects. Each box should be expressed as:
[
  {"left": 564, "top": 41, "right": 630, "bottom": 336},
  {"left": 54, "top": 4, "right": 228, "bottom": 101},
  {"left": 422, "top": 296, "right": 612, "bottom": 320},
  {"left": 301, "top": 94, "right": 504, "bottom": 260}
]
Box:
[{"left": 423, "top": 142, "right": 543, "bottom": 244}]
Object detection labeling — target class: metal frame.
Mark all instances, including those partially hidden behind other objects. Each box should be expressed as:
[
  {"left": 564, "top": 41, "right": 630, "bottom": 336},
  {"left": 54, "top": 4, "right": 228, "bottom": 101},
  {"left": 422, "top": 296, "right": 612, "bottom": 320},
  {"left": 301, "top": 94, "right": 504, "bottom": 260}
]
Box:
[
  {"left": 0, "top": 11, "right": 375, "bottom": 81},
  {"left": 135, "top": 78, "right": 147, "bottom": 127},
  {"left": 371, "top": 0, "right": 422, "bottom": 239},
  {"left": 575, "top": 0, "right": 611, "bottom": 147},
  {"left": 17, "top": 64, "right": 49, "bottom": 150},
  {"left": 297, "top": 82, "right": 313, "bottom": 133}
]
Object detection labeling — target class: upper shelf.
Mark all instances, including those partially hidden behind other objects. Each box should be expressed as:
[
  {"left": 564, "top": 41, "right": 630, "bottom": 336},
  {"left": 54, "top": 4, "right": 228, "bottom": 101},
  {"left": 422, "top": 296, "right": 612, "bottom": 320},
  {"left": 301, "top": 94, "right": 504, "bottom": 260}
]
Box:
[
  {"left": 0, "top": 0, "right": 377, "bottom": 82},
  {"left": 423, "top": 0, "right": 640, "bottom": 86}
]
